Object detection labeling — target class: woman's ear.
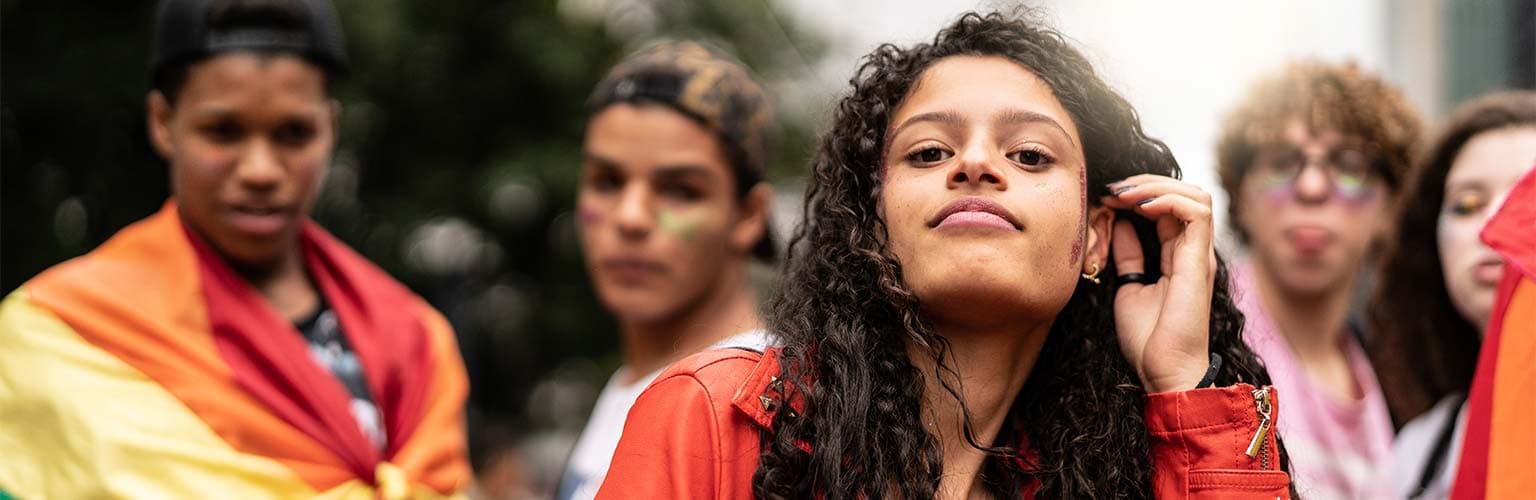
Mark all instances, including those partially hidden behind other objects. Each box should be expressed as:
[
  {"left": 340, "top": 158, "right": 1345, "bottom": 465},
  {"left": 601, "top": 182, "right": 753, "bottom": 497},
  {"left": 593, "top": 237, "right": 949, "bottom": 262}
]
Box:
[
  {"left": 1083, "top": 206, "right": 1115, "bottom": 274},
  {"left": 731, "top": 183, "right": 773, "bottom": 256},
  {"left": 147, "top": 91, "right": 175, "bottom": 159}
]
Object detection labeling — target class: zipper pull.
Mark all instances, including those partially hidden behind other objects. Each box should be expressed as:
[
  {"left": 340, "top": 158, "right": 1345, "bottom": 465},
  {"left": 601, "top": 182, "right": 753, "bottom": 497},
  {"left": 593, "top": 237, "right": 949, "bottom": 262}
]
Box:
[{"left": 1245, "top": 386, "right": 1273, "bottom": 458}]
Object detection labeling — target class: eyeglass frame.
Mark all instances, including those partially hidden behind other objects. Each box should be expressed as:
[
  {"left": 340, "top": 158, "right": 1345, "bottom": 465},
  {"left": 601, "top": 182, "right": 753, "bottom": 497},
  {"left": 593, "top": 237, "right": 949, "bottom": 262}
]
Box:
[{"left": 1248, "top": 144, "right": 1386, "bottom": 203}]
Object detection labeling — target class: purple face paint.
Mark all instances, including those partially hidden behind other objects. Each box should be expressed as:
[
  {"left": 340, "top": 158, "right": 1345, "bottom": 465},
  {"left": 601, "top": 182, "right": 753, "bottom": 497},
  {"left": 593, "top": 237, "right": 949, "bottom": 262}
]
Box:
[
  {"left": 577, "top": 207, "right": 602, "bottom": 226},
  {"left": 1068, "top": 166, "right": 1087, "bottom": 264},
  {"left": 879, "top": 128, "right": 897, "bottom": 182}
]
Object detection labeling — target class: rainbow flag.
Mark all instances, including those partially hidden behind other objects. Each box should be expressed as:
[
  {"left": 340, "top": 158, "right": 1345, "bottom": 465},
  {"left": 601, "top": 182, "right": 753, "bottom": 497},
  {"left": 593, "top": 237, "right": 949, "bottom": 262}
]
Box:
[
  {"left": 0, "top": 204, "right": 470, "bottom": 498},
  {"left": 1451, "top": 165, "right": 1536, "bottom": 499}
]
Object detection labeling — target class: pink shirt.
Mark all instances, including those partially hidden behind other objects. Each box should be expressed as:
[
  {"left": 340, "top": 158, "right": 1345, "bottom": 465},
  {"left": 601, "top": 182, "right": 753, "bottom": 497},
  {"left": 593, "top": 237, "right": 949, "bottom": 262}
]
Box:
[{"left": 1232, "top": 261, "right": 1394, "bottom": 499}]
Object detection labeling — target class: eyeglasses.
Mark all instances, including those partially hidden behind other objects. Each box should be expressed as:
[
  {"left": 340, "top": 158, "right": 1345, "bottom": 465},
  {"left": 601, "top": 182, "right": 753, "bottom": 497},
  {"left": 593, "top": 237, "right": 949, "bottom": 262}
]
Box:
[{"left": 1252, "top": 146, "right": 1380, "bottom": 203}]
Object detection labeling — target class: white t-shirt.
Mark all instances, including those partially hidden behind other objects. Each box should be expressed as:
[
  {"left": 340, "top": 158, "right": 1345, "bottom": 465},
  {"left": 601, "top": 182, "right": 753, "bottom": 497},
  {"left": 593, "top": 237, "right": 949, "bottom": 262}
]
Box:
[
  {"left": 555, "top": 330, "right": 774, "bottom": 500},
  {"left": 1390, "top": 394, "right": 1468, "bottom": 499}
]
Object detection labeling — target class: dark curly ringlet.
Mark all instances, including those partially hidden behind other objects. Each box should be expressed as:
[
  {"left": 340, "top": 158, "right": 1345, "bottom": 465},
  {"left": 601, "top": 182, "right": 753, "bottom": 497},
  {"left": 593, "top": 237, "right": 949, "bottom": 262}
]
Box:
[
  {"left": 754, "top": 11, "right": 1287, "bottom": 499},
  {"left": 1367, "top": 91, "right": 1536, "bottom": 427}
]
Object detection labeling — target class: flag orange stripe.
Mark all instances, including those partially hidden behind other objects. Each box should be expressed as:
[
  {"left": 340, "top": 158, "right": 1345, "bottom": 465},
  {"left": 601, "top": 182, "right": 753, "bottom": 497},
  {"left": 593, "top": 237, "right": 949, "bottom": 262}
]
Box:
[
  {"left": 389, "top": 303, "right": 472, "bottom": 492},
  {"left": 1487, "top": 278, "right": 1536, "bottom": 498}
]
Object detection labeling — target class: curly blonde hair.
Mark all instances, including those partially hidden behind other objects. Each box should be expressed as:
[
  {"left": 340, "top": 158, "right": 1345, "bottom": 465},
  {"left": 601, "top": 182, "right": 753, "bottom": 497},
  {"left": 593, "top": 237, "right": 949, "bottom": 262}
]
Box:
[{"left": 1216, "top": 60, "right": 1423, "bottom": 241}]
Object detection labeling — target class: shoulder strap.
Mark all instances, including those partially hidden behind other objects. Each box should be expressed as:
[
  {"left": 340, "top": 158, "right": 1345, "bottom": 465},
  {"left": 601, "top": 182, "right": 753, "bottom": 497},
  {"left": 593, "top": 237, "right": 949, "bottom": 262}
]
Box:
[{"left": 1411, "top": 394, "right": 1468, "bottom": 499}]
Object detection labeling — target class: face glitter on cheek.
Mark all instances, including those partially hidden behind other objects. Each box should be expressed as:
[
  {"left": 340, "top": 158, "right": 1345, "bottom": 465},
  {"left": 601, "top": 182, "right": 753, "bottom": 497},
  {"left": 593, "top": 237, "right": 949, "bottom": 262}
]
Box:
[
  {"left": 577, "top": 207, "right": 602, "bottom": 226},
  {"left": 1262, "top": 184, "right": 1295, "bottom": 206},
  {"left": 1259, "top": 176, "right": 1379, "bottom": 207},
  {"left": 1068, "top": 167, "right": 1086, "bottom": 264},
  {"left": 658, "top": 209, "right": 705, "bottom": 241},
  {"left": 1332, "top": 178, "right": 1379, "bottom": 207}
]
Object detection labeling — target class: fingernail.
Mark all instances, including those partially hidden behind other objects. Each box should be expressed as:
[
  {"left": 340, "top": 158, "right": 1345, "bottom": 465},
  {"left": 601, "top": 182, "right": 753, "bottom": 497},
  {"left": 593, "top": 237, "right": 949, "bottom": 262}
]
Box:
[
  {"left": 1137, "top": 197, "right": 1157, "bottom": 206},
  {"left": 1112, "top": 185, "right": 1134, "bottom": 195},
  {"left": 1106, "top": 180, "right": 1124, "bottom": 188}
]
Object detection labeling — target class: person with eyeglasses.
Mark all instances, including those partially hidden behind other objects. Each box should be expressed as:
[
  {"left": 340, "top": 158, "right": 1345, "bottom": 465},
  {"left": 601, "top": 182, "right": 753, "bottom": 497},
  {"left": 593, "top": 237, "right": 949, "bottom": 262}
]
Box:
[{"left": 1215, "top": 60, "right": 1423, "bottom": 499}]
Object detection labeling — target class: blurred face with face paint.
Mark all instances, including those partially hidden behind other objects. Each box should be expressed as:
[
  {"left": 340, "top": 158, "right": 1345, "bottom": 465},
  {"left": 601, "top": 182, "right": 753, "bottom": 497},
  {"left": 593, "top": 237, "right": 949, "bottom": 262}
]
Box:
[
  {"left": 1237, "top": 120, "right": 1392, "bottom": 296},
  {"left": 1438, "top": 127, "right": 1536, "bottom": 330},
  {"left": 563, "top": 42, "right": 777, "bottom": 500},
  {"left": 578, "top": 102, "right": 770, "bottom": 331}
]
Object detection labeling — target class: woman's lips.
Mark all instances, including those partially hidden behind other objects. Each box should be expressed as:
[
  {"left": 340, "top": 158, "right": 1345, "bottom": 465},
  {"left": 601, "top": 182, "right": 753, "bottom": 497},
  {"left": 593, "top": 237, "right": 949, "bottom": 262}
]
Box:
[
  {"left": 929, "top": 196, "right": 1022, "bottom": 231},
  {"left": 935, "top": 211, "right": 1017, "bottom": 230},
  {"left": 1472, "top": 258, "right": 1506, "bottom": 286}
]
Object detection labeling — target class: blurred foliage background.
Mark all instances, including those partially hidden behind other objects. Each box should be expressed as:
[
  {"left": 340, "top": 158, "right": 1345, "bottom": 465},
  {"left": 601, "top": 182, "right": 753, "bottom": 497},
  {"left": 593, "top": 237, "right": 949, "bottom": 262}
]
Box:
[{"left": 2, "top": 0, "right": 824, "bottom": 494}]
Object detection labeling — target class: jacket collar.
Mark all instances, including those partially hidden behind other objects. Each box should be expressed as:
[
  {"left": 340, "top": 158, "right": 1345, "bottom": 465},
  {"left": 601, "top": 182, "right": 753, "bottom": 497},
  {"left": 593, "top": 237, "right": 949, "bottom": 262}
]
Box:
[{"left": 730, "top": 348, "right": 802, "bottom": 430}]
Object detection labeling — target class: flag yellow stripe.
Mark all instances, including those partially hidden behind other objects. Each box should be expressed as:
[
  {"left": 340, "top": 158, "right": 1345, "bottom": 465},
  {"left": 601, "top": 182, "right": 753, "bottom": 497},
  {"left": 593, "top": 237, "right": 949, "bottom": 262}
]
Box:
[{"left": 0, "top": 289, "right": 315, "bottom": 498}]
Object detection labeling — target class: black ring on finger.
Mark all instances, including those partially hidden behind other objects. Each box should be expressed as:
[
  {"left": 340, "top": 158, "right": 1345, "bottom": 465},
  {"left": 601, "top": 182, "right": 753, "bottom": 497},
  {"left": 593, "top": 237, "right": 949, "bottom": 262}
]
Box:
[{"left": 1115, "top": 273, "right": 1155, "bottom": 290}]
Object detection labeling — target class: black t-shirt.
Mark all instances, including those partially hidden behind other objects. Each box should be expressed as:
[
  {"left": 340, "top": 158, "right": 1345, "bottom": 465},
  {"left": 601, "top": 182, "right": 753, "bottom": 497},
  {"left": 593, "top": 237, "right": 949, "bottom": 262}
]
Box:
[{"left": 293, "top": 301, "right": 386, "bottom": 450}]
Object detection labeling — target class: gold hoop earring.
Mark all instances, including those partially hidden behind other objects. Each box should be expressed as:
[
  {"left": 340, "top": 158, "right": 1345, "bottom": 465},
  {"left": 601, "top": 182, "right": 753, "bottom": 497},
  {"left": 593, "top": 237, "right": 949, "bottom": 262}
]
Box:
[{"left": 1081, "top": 262, "right": 1101, "bottom": 284}]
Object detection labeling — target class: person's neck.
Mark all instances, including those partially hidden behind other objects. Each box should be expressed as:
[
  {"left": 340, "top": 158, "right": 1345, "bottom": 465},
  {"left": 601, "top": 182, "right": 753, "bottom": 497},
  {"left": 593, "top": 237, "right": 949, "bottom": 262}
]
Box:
[
  {"left": 617, "top": 265, "right": 762, "bottom": 385},
  {"left": 1250, "top": 262, "right": 1355, "bottom": 362},
  {"left": 229, "top": 243, "right": 319, "bottom": 323},
  {"left": 912, "top": 316, "right": 1051, "bottom": 499}
]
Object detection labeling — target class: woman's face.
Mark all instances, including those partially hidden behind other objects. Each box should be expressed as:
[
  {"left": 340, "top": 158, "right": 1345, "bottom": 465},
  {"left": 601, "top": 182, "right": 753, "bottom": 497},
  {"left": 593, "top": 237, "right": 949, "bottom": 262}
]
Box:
[
  {"left": 149, "top": 53, "right": 336, "bottom": 266},
  {"left": 577, "top": 103, "right": 767, "bottom": 324},
  {"left": 881, "top": 55, "right": 1111, "bottom": 328},
  {"left": 1438, "top": 126, "right": 1536, "bottom": 331}
]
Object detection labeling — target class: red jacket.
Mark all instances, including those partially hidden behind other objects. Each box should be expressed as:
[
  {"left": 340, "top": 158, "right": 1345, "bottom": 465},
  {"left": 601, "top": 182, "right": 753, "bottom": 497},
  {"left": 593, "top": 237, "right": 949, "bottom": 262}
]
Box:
[{"left": 598, "top": 348, "right": 1290, "bottom": 499}]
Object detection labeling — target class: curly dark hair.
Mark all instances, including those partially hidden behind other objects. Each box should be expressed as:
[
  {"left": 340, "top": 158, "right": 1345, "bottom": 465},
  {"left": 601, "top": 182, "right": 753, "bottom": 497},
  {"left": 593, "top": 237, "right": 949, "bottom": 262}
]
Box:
[
  {"left": 1367, "top": 91, "right": 1536, "bottom": 426},
  {"left": 1215, "top": 59, "right": 1422, "bottom": 242},
  {"left": 752, "top": 11, "right": 1284, "bottom": 499}
]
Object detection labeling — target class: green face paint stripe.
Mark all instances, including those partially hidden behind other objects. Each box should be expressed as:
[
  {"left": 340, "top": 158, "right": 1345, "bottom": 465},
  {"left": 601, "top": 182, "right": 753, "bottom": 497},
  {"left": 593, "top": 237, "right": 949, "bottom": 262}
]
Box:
[{"left": 658, "top": 210, "right": 704, "bottom": 241}]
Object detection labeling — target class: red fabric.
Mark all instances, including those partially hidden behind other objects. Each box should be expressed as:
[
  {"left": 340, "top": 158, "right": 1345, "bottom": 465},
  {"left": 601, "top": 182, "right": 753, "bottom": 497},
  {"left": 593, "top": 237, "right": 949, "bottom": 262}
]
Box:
[
  {"left": 301, "top": 226, "right": 436, "bottom": 459},
  {"left": 1449, "top": 268, "right": 1516, "bottom": 500},
  {"left": 187, "top": 220, "right": 437, "bottom": 483},
  {"left": 1480, "top": 164, "right": 1536, "bottom": 279},
  {"left": 597, "top": 348, "right": 1290, "bottom": 499},
  {"left": 1145, "top": 385, "right": 1290, "bottom": 498}
]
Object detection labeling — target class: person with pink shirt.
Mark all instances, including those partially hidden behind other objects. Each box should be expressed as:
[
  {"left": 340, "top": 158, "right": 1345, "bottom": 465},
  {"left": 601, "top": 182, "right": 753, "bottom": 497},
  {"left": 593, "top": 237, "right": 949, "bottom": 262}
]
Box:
[{"left": 1215, "top": 60, "right": 1423, "bottom": 499}]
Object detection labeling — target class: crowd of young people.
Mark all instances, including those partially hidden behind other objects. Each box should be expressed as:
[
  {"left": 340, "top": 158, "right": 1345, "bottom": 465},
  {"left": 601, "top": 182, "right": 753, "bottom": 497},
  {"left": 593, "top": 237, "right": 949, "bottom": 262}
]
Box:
[{"left": 2, "top": 1, "right": 1532, "bottom": 499}]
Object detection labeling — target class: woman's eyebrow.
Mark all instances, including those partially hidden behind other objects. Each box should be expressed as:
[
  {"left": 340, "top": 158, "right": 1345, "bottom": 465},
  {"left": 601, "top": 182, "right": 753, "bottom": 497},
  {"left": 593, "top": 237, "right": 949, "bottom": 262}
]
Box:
[
  {"left": 889, "top": 110, "right": 966, "bottom": 140},
  {"left": 994, "top": 108, "right": 1076, "bottom": 147}
]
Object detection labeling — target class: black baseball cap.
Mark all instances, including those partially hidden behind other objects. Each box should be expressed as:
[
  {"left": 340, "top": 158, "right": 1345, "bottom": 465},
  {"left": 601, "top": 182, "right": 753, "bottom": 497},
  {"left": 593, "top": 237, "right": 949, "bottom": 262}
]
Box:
[{"left": 150, "top": 0, "right": 349, "bottom": 81}]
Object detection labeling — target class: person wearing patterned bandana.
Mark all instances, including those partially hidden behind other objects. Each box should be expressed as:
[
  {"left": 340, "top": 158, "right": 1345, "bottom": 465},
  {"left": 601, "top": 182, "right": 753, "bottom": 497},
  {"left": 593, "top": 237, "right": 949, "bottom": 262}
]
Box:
[{"left": 557, "top": 41, "right": 780, "bottom": 500}]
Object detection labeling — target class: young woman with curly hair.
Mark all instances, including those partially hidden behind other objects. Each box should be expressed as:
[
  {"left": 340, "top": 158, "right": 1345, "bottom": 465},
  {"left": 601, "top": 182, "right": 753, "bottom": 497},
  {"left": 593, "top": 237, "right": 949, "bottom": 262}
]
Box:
[
  {"left": 597, "top": 12, "right": 1291, "bottom": 499},
  {"left": 1368, "top": 91, "right": 1536, "bottom": 498}
]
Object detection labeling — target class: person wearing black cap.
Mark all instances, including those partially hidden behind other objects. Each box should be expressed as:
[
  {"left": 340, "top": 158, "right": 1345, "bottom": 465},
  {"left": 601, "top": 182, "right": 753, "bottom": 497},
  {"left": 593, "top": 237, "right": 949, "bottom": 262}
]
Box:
[
  {"left": 556, "top": 41, "right": 779, "bottom": 500},
  {"left": 0, "top": 1, "right": 470, "bottom": 498}
]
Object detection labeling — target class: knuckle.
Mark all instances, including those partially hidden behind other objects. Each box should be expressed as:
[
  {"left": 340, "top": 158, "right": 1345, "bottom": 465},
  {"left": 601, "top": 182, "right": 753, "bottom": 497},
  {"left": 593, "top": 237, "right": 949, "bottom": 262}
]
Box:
[{"left": 1191, "top": 204, "right": 1212, "bottom": 219}]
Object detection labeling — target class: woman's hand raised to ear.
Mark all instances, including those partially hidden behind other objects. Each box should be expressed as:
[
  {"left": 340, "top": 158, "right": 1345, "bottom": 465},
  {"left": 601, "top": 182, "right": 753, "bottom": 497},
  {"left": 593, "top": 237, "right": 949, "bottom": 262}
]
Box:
[{"left": 1100, "top": 174, "right": 1218, "bottom": 393}]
